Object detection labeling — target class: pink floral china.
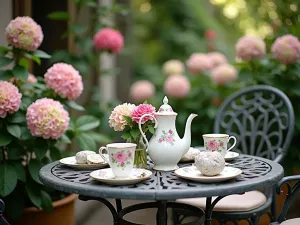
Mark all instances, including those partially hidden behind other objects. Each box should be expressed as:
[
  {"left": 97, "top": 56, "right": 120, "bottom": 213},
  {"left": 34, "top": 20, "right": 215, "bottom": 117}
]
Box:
[
  {"left": 99, "top": 143, "right": 136, "bottom": 178},
  {"left": 90, "top": 168, "right": 152, "bottom": 185},
  {"left": 203, "top": 134, "right": 237, "bottom": 157}
]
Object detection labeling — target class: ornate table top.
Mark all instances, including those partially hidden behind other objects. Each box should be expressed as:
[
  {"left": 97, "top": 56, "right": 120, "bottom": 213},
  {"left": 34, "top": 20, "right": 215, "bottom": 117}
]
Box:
[{"left": 39, "top": 155, "right": 283, "bottom": 200}]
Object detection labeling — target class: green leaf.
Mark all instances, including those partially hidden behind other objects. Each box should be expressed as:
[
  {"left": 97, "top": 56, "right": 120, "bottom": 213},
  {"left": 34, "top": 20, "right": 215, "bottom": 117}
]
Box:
[
  {"left": 76, "top": 133, "right": 97, "bottom": 151},
  {"left": 0, "top": 57, "right": 13, "bottom": 68},
  {"left": 8, "top": 111, "right": 26, "bottom": 123},
  {"left": 0, "top": 70, "right": 14, "bottom": 81},
  {"left": 7, "top": 147, "right": 22, "bottom": 160},
  {"left": 148, "top": 126, "right": 155, "bottom": 135},
  {"left": 41, "top": 190, "right": 53, "bottom": 212},
  {"left": 130, "top": 129, "right": 140, "bottom": 140},
  {"left": 34, "top": 147, "right": 49, "bottom": 160},
  {"left": 32, "top": 50, "right": 51, "bottom": 59},
  {"left": 0, "top": 132, "right": 12, "bottom": 146},
  {"left": 20, "top": 127, "right": 32, "bottom": 140},
  {"left": 123, "top": 115, "right": 134, "bottom": 126},
  {"left": 0, "top": 164, "right": 18, "bottom": 196},
  {"left": 76, "top": 115, "right": 100, "bottom": 131},
  {"left": 6, "top": 124, "right": 21, "bottom": 138},
  {"left": 89, "top": 132, "right": 112, "bottom": 143},
  {"left": 70, "top": 24, "right": 87, "bottom": 34},
  {"left": 28, "top": 159, "right": 43, "bottom": 184},
  {"left": 121, "top": 132, "right": 131, "bottom": 140},
  {"left": 11, "top": 161, "right": 26, "bottom": 182},
  {"left": 26, "top": 181, "right": 42, "bottom": 208},
  {"left": 5, "top": 185, "right": 25, "bottom": 220},
  {"left": 25, "top": 53, "right": 41, "bottom": 65},
  {"left": 48, "top": 11, "right": 69, "bottom": 20},
  {"left": 67, "top": 100, "right": 85, "bottom": 111},
  {"left": 19, "top": 58, "right": 29, "bottom": 69},
  {"left": 50, "top": 147, "right": 62, "bottom": 161},
  {"left": 12, "top": 65, "right": 28, "bottom": 81},
  {"left": 60, "top": 134, "right": 72, "bottom": 144}
]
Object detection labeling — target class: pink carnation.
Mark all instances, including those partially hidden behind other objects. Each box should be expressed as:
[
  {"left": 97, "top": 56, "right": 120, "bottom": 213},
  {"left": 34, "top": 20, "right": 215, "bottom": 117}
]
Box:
[
  {"left": 130, "top": 80, "right": 155, "bottom": 102},
  {"left": 164, "top": 75, "right": 190, "bottom": 98},
  {"left": 132, "top": 104, "right": 156, "bottom": 124},
  {"left": 44, "top": 63, "right": 83, "bottom": 100},
  {"left": 186, "top": 53, "right": 213, "bottom": 74},
  {"left": 6, "top": 17, "right": 43, "bottom": 51},
  {"left": 0, "top": 81, "right": 22, "bottom": 118},
  {"left": 211, "top": 64, "right": 237, "bottom": 85},
  {"left": 271, "top": 35, "right": 300, "bottom": 64},
  {"left": 26, "top": 98, "right": 69, "bottom": 139},
  {"left": 93, "top": 28, "right": 124, "bottom": 53},
  {"left": 208, "top": 52, "right": 227, "bottom": 68},
  {"left": 235, "top": 36, "right": 266, "bottom": 60}
]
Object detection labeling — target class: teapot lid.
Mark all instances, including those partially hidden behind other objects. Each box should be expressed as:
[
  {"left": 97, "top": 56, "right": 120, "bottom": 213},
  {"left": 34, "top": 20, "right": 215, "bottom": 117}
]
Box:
[{"left": 156, "top": 96, "right": 177, "bottom": 115}]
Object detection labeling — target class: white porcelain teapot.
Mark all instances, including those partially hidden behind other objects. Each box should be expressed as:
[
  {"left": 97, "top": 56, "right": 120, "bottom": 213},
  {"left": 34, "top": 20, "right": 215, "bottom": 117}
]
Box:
[{"left": 138, "top": 96, "right": 197, "bottom": 171}]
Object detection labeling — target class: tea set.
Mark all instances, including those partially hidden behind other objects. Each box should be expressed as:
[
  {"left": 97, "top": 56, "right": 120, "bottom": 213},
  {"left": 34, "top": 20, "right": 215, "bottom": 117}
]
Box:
[{"left": 60, "top": 96, "right": 242, "bottom": 185}]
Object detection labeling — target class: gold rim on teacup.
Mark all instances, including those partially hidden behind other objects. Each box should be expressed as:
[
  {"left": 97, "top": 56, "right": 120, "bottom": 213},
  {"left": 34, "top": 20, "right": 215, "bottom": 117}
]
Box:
[{"left": 202, "top": 134, "right": 229, "bottom": 138}]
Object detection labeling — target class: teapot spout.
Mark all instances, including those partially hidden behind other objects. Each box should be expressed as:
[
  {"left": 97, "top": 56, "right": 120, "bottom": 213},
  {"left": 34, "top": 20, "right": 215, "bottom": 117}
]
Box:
[{"left": 182, "top": 113, "right": 198, "bottom": 152}]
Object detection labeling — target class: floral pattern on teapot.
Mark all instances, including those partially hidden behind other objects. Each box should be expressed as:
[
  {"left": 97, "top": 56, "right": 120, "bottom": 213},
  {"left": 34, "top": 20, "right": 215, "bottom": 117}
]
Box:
[{"left": 158, "top": 129, "right": 175, "bottom": 145}]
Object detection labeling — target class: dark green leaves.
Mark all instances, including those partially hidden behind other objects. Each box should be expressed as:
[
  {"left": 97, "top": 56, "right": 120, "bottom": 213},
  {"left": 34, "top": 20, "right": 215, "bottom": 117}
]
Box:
[
  {"left": 76, "top": 133, "right": 97, "bottom": 151},
  {"left": 32, "top": 50, "right": 51, "bottom": 59},
  {"left": 41, "top": 190, "right": 53, "bottom": 212},
  {"left": 76, "top": 115, "right": 100, "bottom": 131},
  {"left": 26, "top": 181, "right": 42, "bottom": 208},
  {"left": 11, "top": 162, "right": 26, "bottom": 182},
  {"left": 0, "top": 164, "right": 18, "bottom": 196},
  {"left": 67, "top": 100, "right": 85, "bottom": 111},
  {"left": 28, "top": 159, "right": 43, "bottom": 184},
  {"left": 48, "top": 11, "right": 69, "bottom": 20},
  {"left": 0, "top": 132, "right": 12, "bottom": 146},
  {"left": 12, "top": 65, "right": 28, "bottom": 81},
  {"left": 8, "top": 111, "right": 26, "bottom": 123},
  {"left": 0, "top": 57, "right": 13, "bottom": 68},
  {"left": 6, "top": 124, "right": 21, "bottom": 138},
  {"left": 123, "top": 115, "right": 134, "bottom": 126}
]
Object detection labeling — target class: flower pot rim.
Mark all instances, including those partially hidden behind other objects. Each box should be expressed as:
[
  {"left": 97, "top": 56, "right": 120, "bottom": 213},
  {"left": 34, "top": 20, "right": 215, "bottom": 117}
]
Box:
[{"left": 23, "top": 194, "right": 77, "bottom": 214}]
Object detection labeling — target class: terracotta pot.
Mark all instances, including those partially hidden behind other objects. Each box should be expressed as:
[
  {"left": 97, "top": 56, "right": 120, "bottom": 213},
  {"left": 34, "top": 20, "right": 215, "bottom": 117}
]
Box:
[{"left": 9, "top": 194, "right": 77, "bottom": 225}]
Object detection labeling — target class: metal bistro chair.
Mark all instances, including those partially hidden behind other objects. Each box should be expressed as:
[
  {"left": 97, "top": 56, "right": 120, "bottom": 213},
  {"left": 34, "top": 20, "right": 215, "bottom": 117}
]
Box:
[
  {"left": 270, "top": 175, "right": 300, "bottom": 225},
  {"left": 176, "top": 85, "right": 295, "bottom": 225},
  {"left": 0, "top": 199, "right": 9, "bottom": 225}
]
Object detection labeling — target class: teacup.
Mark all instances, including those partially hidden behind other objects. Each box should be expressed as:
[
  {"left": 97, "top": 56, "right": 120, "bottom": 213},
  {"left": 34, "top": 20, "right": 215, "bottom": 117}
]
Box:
[
  {"left": 203, "top": 134, "right": 237, "bottom": 157},
  {"left": 99, "top": 143, "right": 136, "bottom": 178}
]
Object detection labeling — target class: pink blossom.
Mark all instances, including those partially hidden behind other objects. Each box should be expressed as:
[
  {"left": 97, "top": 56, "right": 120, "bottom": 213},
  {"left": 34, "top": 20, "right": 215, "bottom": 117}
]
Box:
[
  {"left": 219, "top": 142, "right": 224, "bottom": 147},
  {"left": 131, "top": 104, "right": 156, "bottom": 124},
  {"left": 6, "top": 17, "right": 43, "bottom": 51},
  {"left": 93, "top": 28, "right": 124, "bottom": 53},
  {"left": 271, "top": 34, "right": 300, "bottom": 64},
  {"left": 208, "top": 52, "right": 227, "bottom": 68},
  {"left": 109, "top": 103, "right": 135, "bottom": 131},
  {"left": 130, "top": 80, "right": 155, "bottom": 102},
  {"left": 207, "top": 140, "right": 219, "bottom": 151},
  {"left": 0, "top": 81, "right": 22, "bottom": 118},
  {"left": 159, "top": 138, "right": 163, "bottom": 143},
  {"left": 162, "top": 60, "right": 185, "bottom": 76},
  {"left": 44, "top": 63, "right": 83, "bottom": 100},
  {"left": 26, "top": 98, "right": 70, "bottom": 139},
  {"left": 235, "top": 36, "right": 266, "bottom": 60},
  {"left": 211, "top": 64, "right": 237, "bottom": 85},
  {"left": 27, "top": 73, "right": 37, "bottom": 84},
  {"left": 128, "top": 152, "right": 132, "bottom": 158},
  {"left": 205, "top": 30, "right": 217, "bottom": 40},
  {"left": 114, "top": 152, "right": 128, "bottom": 163},
  {"left": 186, "top": 53, "right": 213, "bottom": 74},
  {"left": 169, "top": 130, "right": 173, "bottom": 134},
  {"left": 166, "top": 136, "right": 174, "bottom": 143},
  {"left": 164, "top": 75, "right": 190, "bottom": 98}
]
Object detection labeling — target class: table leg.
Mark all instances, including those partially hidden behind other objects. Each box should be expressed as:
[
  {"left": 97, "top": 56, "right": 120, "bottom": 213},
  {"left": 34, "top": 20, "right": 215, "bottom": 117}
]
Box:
[
  {"left": 116, "top": 199, "right": 122, "bottom": 213},
  {"left": 156, "top": 200, "right": 167, "bottom": 225},
  {"left": 205, "top": 196, "right": 227, "bottom": 225}
]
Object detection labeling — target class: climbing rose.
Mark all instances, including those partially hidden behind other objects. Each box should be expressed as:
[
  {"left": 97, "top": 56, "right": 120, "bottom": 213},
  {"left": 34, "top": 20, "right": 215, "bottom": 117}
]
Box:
[
  {"left": 6, "top": 16, "right": 43, "bottom": 51},
  {"left": 26, "top": 98, "right": 69, "bottom": 139},
  {"left": 211, "top": 64, "right": 237, "bottom": 85},
  {"left": 235, "top": 36, "right": 266, "bottom": 60},
  {"left": 164, "top": 75, "right": 190, "bottom": 98},
  {"left": 93, "top": 28, "right": 124, "bottom": 53},
  {"left": 109, "top": 103, "right": 136, "bottom": 131},
  {"left": 186, "top": 53, "right": 213, "bottom": 74},
  {"left": 44, "top": 63, "right": 83, "bottom": 100},
  {"left": 131, "top": 104, "right": 156, "bottom": 124},
  {"left": 162, "top": 60, "right": 185, "bottom": 76},
  {"left": 130, "top": 80, "right": 155, "bottom": 102},
  {"left": 271, "top": 34, "right": 300, "bottom": 64},
  {"left": 208, "top": 52, "right": 227, "bottom": 68},
  {"left": 0, "top": 81, "right": 22, "bottom": 118}
]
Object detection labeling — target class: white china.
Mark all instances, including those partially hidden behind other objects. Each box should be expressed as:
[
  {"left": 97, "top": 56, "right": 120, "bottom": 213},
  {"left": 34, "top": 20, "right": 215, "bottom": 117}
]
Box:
[
  {"left": 99, "top": 143, "right": 136, "bottom": 178},
  {"left": 60, "top": 156, "right": 108, "bottom": 169},
  {"left": 180, "top": 147, "right": 201, "bottom": 162},
  {"left": 225, "top": 151, "right": 240, "bottom": 161},
  {"left": 90, "top": 168, "right": 152, "bottom": 185},
  {"left": 139, "top": 96, "right": 198, "bottom": 171},
  {"left": 203, "top": 134, "right": 237, "bottom": 157},
  {"left": 174, "top": 166, "right": 242, "bottom": 183}
]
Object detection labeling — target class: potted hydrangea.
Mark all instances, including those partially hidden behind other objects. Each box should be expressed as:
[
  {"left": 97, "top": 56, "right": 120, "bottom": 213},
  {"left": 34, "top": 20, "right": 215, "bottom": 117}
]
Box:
[{"left": 0, "top": 17, "right": 105, "bottom": 224}]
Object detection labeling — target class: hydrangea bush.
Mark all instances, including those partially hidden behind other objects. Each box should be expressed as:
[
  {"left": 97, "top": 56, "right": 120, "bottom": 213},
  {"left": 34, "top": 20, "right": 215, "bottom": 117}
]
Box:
[{"left": 0, "top": 17, "right": 105, "bottom": 219}]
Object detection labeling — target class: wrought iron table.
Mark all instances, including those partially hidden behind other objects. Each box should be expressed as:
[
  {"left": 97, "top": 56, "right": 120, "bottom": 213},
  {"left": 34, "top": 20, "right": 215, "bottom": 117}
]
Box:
[{"left": 39, "top": 155, "right": 283, "bottom": 225}]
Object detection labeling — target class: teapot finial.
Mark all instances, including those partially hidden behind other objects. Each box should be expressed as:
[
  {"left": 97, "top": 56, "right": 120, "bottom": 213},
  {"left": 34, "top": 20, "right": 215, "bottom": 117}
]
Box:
[{"left": 163, "top": 96, "right": 168, "bottom": 105}]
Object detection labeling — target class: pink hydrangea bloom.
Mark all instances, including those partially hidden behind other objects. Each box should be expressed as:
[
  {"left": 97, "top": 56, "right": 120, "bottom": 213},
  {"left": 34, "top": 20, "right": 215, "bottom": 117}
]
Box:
[
  {"left": 131, "top": 104, "right": 156, "bottom": 124},
  {"left": 93, "top": 28, "right": 124, "bottom": 53},
  {"left": 164, "top": 75, "right": 190, "bottom": 98},
  {"left": 235, "top": 36, "right": 266, "bottom": 60},
  {"left": 186, "top": 53, "right": 213, "bottom": 74},
  {"left": 162, "top": 60, "right": 185, "bottom": 75},
  {"left": 0, "top": 81, "right": 22, "bottom": 118},
  {"left": 109, "top": 103, "right": 136, "bottom": 131},
  {"left": 211, "top": 64, "right": 237, "bottom": 85},
  {"left": 208, "top": 52, "right": 228, "bottom": 68},
  {"left": 44, "top": 63, "right": 83, "bottom": 100},
  {"left": 130, "top": 80, "right": 155, "bottom": 102},
  {"left": 27, "top": 73, "right": 37, "bottom": 84},
  {"left": 271, "top": 34, "right": 300, "bottom": 64},
  {"left": 26, "top": 98, "right": 69, "bottom": 139},
  {"left": 6, "top": 17, "right": 43, "bottom": 51}
]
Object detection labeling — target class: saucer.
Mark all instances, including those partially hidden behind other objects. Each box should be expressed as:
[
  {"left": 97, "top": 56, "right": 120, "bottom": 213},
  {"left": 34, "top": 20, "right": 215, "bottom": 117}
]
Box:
[
  {"left": 60, "top": 156, "right": 108, "bottom": 169},
  {"left": 90, "top": 168, "right": 152, "bottom": 185},
  {"left": 174, "top": 166, "right": 242, "bottom": 183}
]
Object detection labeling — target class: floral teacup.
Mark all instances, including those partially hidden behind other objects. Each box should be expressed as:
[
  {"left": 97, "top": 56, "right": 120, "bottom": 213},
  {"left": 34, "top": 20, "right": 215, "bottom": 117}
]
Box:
[
  {"left": 99, "top": 143, "right": 136, "bottom": 178},
  {"left": 203, "top": 134, "right": 237, "bottom": 157}
]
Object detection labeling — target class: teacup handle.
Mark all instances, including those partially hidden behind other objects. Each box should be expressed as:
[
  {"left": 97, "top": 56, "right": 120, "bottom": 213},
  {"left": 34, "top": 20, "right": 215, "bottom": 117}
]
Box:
[
  {"left": 227, "top": 136, "right": 237, "bottom": 152},
  {"left": 99, "top": 147, "right": 109, "bottom": 164}
]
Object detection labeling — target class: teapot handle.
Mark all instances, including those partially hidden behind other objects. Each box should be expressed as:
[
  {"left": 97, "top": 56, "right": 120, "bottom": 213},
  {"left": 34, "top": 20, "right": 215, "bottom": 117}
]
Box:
[{"left": 138, "top": 114, "right": 158, "bottom": 152}]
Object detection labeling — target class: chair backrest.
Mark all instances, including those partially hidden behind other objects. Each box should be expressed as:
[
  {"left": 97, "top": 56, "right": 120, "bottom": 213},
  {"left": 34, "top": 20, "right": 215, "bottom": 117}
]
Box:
[
  {"left": 214, "top": 85, "right": 294, "bottom": 163},
  {"left": 0, "top": 199, "right": 9, "bottom": 225}
]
